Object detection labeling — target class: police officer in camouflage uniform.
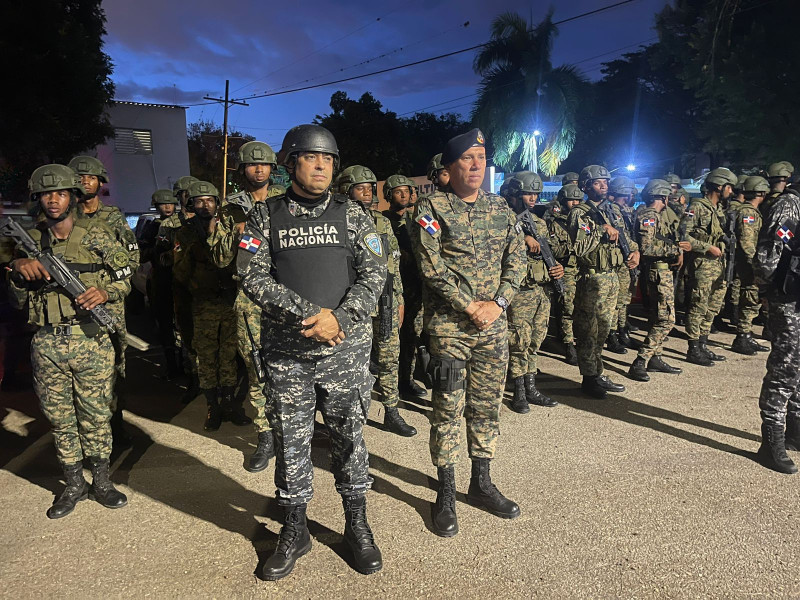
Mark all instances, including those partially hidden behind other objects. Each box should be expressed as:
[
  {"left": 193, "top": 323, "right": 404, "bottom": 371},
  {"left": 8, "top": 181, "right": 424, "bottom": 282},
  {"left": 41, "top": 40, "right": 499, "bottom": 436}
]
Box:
[
  {"left": 681, "top": 167, "right": 737, "bottom": 366},
  {"left": 550, "top": 184, "right": 581, "bottom": 365},
  {"left": 753, "top": 182, "right": 800, "bottom": 474},
  {"left": 335, "top": 165, "right": 417, "bottom": 437},
  {"left": 239, "top": 125, "right": 386, "bottom": 579},
  {"left": 628, "top": 180, "right": 687, "bottom": 381},
  {"left": 730, "top": 176, "right": 770, "bottom": 355},
  {"left": 8, "top": 164, "right": 130, "bottom": 518},
  {"left": 502, "top": 172, "right": 563, "bottom": 413},
  {"left": 174, "top": 181, "right": 251, "bottom": 432},
  {"left": 209, "top": 141, "right": 278, "bottom": 472},
  {"left": 569, "top": 165, "right": 639, "bottom": 398},
  {"left": 411, "top": 129, "right": 525, "bottom": 538}
]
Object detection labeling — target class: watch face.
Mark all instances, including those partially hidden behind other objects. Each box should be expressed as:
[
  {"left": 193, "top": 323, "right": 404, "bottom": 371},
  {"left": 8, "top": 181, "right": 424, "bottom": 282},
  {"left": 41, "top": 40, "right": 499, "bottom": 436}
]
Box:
[{"left": 496, "top": 296, "right": 508, "bottom": 309}]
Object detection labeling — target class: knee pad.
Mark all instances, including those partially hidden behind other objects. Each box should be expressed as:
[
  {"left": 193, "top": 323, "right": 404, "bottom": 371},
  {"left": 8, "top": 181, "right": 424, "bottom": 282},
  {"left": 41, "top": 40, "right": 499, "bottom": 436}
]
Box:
[{"left": 427, "top": 356, "right": 467, "bottom": 392}]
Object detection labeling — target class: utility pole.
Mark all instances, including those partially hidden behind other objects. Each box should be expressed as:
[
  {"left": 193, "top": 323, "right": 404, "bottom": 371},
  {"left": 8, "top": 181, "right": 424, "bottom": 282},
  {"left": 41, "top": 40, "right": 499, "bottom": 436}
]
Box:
[{"left": 204, "top": 80, "right": 248, "bottom": 198}]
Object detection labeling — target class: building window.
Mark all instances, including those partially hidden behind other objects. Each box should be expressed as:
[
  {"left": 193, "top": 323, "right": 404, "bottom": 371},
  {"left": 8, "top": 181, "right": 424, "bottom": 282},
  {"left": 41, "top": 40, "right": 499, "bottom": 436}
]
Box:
[{"left": 114, "top": 128, "right": 153, "bottom": 155}]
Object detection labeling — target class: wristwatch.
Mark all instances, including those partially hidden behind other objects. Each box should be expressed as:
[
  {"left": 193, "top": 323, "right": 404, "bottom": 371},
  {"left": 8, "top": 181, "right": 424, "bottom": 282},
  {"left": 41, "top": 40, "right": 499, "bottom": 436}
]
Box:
[{"left": 494, "top": 296, "right": 509, "bottom": 312}]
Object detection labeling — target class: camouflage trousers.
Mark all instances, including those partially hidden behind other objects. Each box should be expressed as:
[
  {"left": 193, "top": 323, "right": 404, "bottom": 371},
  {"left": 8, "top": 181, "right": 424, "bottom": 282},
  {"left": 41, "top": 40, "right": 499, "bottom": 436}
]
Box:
[
  {"left": 638, "top": 265, "right": 675, "bottom": 361},
  {"left": 508, "top": 284, "right": 551, "bottom": 378},
  {"left": 264, "top": 340, "right": 373, "bottom": 505},
  {"left": 758, "top": 297, "right": 800, "bottom": 427},
  {"left": 235, "top": 291, "right": 270, "bottom": 433},
  {"left": 574, "top": 270, "right": 619, "bottom": 377},
  {"left": 191, "top": 295, "right": 238, "bottom": 390},
  {"left": 107, "top": 301, "right": 127, "bottom": 413},
  {"left": 173, "top": 282, "right": 197, "bottom": 376},
  {"left": 399, "top": 287, "right": 422, "bottom": 383},
  {"left": 428, "top": 327, "right": 509, "bottom": 467},
  {"left": 559, "top": 266, "right": 577, "bottom": 344},
  {"left": 685, "top": 257, "right": 726, "bottom": 340},
  {"left": 31, "top": 328, "right": 115, "bottom": 465},
  {"left": 371, "top": 308, "right": 401, "bottom": 409},
  {"left": 729, "top": 275, "right": 741, "bottom": 315},
  {"left": 613, "top": 264, "right": 634, "bottom": 330},
  {"left": 735, "top": 262, "right": 759, "bottom": 335}
]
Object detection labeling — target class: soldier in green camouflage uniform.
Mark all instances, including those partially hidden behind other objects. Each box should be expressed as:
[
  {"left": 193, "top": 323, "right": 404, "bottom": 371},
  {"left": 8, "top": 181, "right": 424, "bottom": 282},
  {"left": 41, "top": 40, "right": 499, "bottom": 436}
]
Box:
[
  {"left": 628, "top": 180, "right": 687, "bottom": 381},
  {"left": 569, "top": 166, "right": 639, "bottom": 398},
  {"left": 68, "top": 156, "right": 139, "bottom": 447},
  {"left": 209, "top": 141, "right": 278, "bottom": 471},
  {"left": 681, "top": 167, "right": 737, "bottom": 366},
  {"left": 335, "top": 165, "right": 417, "bottom": 437},
  {"left": 174, "top": 181, "right": 249, "bottom": 432},
  {"left": 666, "top": 185, "right": 689, "bottom": 319},
  {"left": 501, "top": 172, "right": 563, "bottom": 413},
  {"left": 550, "top": 184, "right": 581, "bottom": 365},
  {"left": 411, "top": 129, "right": 525, "bottom": 538},
  {"left": 8, "top": 164, "right": 129, "bottom": 519},
  {"left": 730, "top": 176, "right": 770, "bottom": 355},
  {"left": 607, "top": 176, "right": 640, "bottom": 352}
]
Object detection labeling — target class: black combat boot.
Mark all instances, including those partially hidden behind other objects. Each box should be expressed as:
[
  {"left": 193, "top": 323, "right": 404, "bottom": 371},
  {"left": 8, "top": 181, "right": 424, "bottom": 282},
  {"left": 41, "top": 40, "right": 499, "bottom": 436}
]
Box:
[
  {"left": 509, "top": 377, "right": 530, "bottom": 414},
  {"left": 46, "top": 462, "right": 88, "bottom": 519},
  {"left": 466, "top": 458, "right": 520, "bottom": 519},
  {"left": 581, "top": 375, "right": 607, "bottom": 399},
  {"left": 700, "top": 335, "right": 726, "bottom": 361},
  {"left": 261, "top": 504, "right": 312, "bottom": 581},
  {"left": 746, "top": 334, "right": 769, "bottom": 353},
  {"left": 220, "top": 386, "right": 252, "bottom": 426},
  {"left": 432, "top": 466, "right": 458, "bottom": 537},
  {"left": 110, "top": 406, "right": 132, "bottom": 450},
  {"left": 686, "top": 340, "right": 714, "bottom": 366},
  {"left": 606, "top": 331, "right": 628, "bottom": 354},
  {"left": 618, "top": 327, "right": 642, "bottom": 350},
  {"left": 731, "top": 334, "right": 757, "bottom": 355},
  {"left": 245, "top": 430, "right": 275, "bottom": 473},
  {"left": 524, "top": 373, "right": 558, "bottom": 407},
  {"left": 343, "top": 496, "right": 383, "bottom": 575},
  {"left": 597, "top": 375, "right": 625, "bottom": 392},
  {"left": 399, "top": 379, "right": 427, "bottom": 398},
  {"left": 564, "top": 342, "right": 578, "bottom": 365},
  {"left": 181, "top": 373, "right": 200, "bottom": 404},
  {"left": 785, "top": 414, "right": 800, "bottom": 452},
  {"left": 203, "top": 389, "right": 222, "bottom": 431},
  {"left": 628, "top": 357, "right": 650, "bottom": 382},
  {"left": 383, "top": 406, "right": 418, "bottom": 436},
  {"left": 88, "top": 457, "right": 128, "bottom": 509},
  {"left": 647, "top": 355, "right": 682, "bottom": 374},
  {"left": 757, "top": 423, "right": 798, "bottom": 474}
]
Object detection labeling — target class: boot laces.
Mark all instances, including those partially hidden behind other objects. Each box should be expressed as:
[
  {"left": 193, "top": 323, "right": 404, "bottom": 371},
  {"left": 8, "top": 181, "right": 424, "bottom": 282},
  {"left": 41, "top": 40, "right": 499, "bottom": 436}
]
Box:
[
  {"left": 276, "top": 510, "right": 303, "bottom": 556},
  {"left": 439, "top": 476, "right": 456, "bottom": 510},
  {"left": 346, "top": 502, "right": 375, "bottom": 546}
]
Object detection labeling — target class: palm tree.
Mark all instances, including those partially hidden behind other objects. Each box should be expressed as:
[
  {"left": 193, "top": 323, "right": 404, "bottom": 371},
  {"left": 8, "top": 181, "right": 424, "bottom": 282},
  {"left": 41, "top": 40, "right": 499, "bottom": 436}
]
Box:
[{"left": 471, "top": 11, "right": 587, "bottom": 176}]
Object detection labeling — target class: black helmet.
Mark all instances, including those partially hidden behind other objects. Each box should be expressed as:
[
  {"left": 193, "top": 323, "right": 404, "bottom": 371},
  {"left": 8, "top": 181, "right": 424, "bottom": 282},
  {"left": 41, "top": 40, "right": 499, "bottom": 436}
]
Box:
[{"left": 279, "top": 124, "right": 339, "bottom": 169}]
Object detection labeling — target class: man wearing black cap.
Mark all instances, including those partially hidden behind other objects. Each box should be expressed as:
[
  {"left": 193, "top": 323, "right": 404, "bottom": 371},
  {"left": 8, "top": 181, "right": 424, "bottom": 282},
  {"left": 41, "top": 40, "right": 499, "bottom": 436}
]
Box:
[{"left": 411, "top": 128, "right": 526, "bottom": 538}]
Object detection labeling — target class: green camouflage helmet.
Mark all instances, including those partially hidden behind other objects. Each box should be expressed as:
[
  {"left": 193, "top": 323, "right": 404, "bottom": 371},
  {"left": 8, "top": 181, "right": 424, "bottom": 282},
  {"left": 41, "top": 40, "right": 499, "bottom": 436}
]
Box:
[
  {"left": 767, "top": 162, "right": 793, "bottom": 178},
  {"left": 335, "top": 165, "right": 377, "bottom": 195},
  {"left": 427, "top": 153, "right": 444, "bottom": 181},
  {"left": 507, "top": 171, "right": 543, "bottom": 194},
  {"left": 557, "top": 183, "right": 584, "bottom": 206},
  {"left": 733, "top": 174, "right": 747, "bottom": 192},
  {"left": 578, "top": 165, "right": 611, "bottom": 189},
  {"left": 383, "top": 174, "right": 414, "bottom": 201},
  {"left": 237, "top": 140, "right": 277, "bottom": 168},
  {"left": 742, "top": 176, "right": 770, "bottom": 194},
  {"left": 610, "top": 176, "right": 636, "bottom": 197},
  {"left": 669, "top": 187, "right": 688, "bottom": 202},
  {"left": 703, "top": 167, "right": 737, "bottom": 189},
  {"left": 561, "top": 172, "right": 579, "bottom": 186},
  {"left": 186, "top": 180, "right": 219, "bottom": 200},
  {"left": 67, "top": 156, "right": 109, "bottom": 183},
  {"left": 663, "top": 173, "right": 681, "bottom": 186},
  {"left": 28, "top": 164, "right": 84, "bottom": 199},
  {"left": 641, "top": 179, "right": 671, "bottom": 201},
  {"left": 173, "top": 175, "right": 198, "bottom": 195},
  {"left": 152, "top": 188, "right": 177, "bottom": 206}
]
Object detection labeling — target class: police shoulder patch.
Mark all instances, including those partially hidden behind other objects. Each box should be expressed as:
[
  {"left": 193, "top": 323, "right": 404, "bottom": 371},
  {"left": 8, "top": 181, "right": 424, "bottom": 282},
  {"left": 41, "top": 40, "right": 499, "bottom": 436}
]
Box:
[
  {"left": 112, "top": 251, "right": 129, "bottom": 268},
  {"left": 364, "top": 232, "right": 383, "bottom": 257}
]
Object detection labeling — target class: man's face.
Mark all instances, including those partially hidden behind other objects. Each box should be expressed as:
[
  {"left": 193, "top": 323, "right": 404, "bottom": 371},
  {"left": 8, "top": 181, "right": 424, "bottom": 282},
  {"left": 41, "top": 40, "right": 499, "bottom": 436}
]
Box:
[
  {"left": 670, "top": 183, "right": 680, "bottom": 193},
  {"left": 157, "top": 203, "right": 176, "bottom": 218},
  {"left": 178, "top": 191, "right": 193, "bottom": 213},
  {"left": 351, "top": 183, "right": 373, "bottom": 208},
  {"left": 391, "top": 186, "right": 411, "bottom": 207},
  {"left": 588, "top": 178, "right": 609, "bottom": 201},
  {"left": 448, "top": 147, "right": 486, "bottom": 194},
  {"left": 40, "top": 189, "right": 71, "bottom": 220},
  {"left": 293, "top": 152, "right": 334, "bottom": 196},
  {"left": 79, "top": 174, "right": 100, "bottom": 198},
  {"left": 437, "top": 169, "right": 450, "bottom": 187},
  {"left": 244, "top": 163, "right": 272, "bottom": 189},
  {"left": 566, "top": 199, "right": 580, "bottom": 210},
  {"left": 521, "top": 192, "right": 539, "bottom": 209},
  {"left": 771, "top": 178, "right": 787, "bottom": 193},
  {"left": 193, "top": 196, "right": 217, "bottom": 218},
  {"left": 613, "top": 194, "right": 631, "bottom": 207},
  {"left": 652, "top": 196, "right": 667, "bottom": 212},
  {"left": 721, "top": 184, "right": 733, "bottom": 200}
]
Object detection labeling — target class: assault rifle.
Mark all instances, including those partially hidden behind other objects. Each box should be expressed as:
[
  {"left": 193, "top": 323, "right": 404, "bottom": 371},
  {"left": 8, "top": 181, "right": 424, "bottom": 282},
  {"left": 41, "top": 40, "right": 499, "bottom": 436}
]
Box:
[
  {"left": 722, "top": 211, "right": 737, "bottom": 286},
  {"left": 591, "top": 202, "right": 640, "bottom": 281},
  {"left": 0, "top": 217, "right": 119, "bottom": 332},
  {"left": 518, "top": 209, "right": 565, "bottom": 296},
  {"left": 378, "top": 273, "right": 394, "bottom": 340},
  {"left": 243, "top": 317, "right": 265, "bottom": 383},
  {"left": 226, "top": 191, "right": 254, "bottom": 213}
]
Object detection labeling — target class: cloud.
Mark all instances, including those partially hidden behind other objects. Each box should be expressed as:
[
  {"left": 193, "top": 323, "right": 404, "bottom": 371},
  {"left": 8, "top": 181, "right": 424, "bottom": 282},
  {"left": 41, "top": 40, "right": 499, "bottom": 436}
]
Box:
[{"left": 113, "top": 81, "right": 208, "bottom": 105}]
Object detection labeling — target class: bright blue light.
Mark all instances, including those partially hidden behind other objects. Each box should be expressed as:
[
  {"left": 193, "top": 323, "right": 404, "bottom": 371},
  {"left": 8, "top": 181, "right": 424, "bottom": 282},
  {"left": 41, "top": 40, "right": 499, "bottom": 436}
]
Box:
[
  {"left": 533, "top": 129, "right": 542, "bottom": 137},
  {"left": 626, "top": 164, "right": 636, "bottom": 172}
]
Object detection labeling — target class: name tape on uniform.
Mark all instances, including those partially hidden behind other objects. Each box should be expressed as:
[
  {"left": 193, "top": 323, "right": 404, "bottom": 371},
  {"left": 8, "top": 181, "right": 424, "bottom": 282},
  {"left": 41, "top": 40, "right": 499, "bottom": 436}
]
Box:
[{"left": 276, "top": 225, "right": 341, "bottom": 249}]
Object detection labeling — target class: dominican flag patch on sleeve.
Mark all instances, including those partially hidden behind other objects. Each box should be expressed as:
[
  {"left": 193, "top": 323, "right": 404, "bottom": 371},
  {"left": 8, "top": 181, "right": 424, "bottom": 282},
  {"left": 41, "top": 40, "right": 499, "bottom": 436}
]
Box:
[
  {"left": 239, "top": 235, "right": 262, "bottom": 253},
  {"left": 742, "top": 215, "right": 755, "bottom": 224},
  {"left": 642, "top": 218, "right": 656, "bottom": 228},
  {"left": 417, "top": 214, "right": 441, "bottom": 235},
  {"left": 777, "top": 222, "right": 795, "bottom": 243},
  {"left": 580, "top": 223, "right": 592, "bottom": 233}
]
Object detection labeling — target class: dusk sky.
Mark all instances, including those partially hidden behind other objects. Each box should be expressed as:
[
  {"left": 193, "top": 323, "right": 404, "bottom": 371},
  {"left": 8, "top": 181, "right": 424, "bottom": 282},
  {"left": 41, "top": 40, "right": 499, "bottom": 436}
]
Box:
[{"left": 104, "top": 0, "right": 667, "bottom": 149}]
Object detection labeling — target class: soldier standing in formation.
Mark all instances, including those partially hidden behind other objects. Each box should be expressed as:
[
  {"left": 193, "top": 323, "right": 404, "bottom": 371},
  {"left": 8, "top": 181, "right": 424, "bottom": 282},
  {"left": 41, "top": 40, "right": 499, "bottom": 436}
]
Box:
[
  {"left": 8, "top": 164, "right": 130, "bottom": 518},
  {"left": 762, "top": 161, "right": 794, "bottom": 216},
  {"left": 239, "top": 125, "right": 386, "bottom": 579},
  {"left": 549, "top": 184, "right": 581, "bottom": 365},
  {"left": 411, "top": 129, "right": 525, "bottom": 537},
  {"left": 607, "top": 176, "right": 640, "bottom": 353}
]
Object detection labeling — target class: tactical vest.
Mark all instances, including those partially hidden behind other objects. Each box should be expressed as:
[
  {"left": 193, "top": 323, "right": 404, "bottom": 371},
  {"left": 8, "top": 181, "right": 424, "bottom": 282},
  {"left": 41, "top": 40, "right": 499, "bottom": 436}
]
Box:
[
  {"left": 268, "top": 196, "right": 354, "bottom": 309},
  {"left": 523, "top": 214, "right": 551, "bottom": 286},
  {"left": 688, "top": 197, "right": 724, "bottom": 245},
  {"left": 574, "top": 202, "right": 623, "bottom": 271}
]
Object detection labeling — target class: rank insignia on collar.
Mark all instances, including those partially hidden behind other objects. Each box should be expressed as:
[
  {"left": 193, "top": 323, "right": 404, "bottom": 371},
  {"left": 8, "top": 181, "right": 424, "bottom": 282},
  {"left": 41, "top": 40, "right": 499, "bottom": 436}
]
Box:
[{"left": 364, "top": 232, "right": 383, "bottom": 257}]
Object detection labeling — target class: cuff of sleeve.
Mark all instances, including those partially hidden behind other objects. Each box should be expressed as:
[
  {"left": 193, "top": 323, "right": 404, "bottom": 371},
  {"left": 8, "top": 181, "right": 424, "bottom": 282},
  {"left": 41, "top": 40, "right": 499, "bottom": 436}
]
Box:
[
  {"left": 332, "top": 307, "right": 353, "bottom": 335},
  {"left": 495, "top": 283, "right": 515, "bottom": 304},
  {"left": 450, "top": 292, "right": 473, "bottom": 313}
]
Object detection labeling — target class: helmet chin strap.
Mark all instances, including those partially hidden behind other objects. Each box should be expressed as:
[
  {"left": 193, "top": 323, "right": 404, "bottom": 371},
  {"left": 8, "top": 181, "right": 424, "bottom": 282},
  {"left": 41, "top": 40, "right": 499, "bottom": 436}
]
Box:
[
  {"left": 248, "top": 179, "right": 269, "bottom": 190},
  {"left": 81, "top": 192, "right": 98, "bottom": 202}
]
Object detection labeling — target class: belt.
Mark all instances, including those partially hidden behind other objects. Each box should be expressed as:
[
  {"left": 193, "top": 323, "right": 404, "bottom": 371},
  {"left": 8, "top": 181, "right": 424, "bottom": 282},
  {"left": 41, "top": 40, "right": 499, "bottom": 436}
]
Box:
[
  {"left": 42, "top": 321, "right": 101, "bottom": 337},
  {"left": 652, "top": 261, "right": 670, "bottom": 270}
]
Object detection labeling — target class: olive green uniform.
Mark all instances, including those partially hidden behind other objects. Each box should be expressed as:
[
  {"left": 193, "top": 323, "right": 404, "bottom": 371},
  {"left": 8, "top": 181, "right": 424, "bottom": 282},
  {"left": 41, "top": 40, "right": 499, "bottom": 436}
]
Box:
[
  {"left": 548, "top": 209, "right": 577, "bottom": 345},
  {"left": 734, "top": 203, "right": 762, "bottom": 334}
]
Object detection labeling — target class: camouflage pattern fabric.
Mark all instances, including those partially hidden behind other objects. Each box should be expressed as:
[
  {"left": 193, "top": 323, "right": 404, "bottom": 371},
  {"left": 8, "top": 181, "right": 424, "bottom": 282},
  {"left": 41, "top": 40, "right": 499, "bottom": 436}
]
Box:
[
  {"left": 573, "top": 272, "right": 619, "bottom": 376},
  {"left": 613, "top": 264, "right": 633, "bottom": 330},
  {"left": 507, "top": 285, "right": 550, "bottom": 378},
  {"left": 371, "top": 312, "right": 400, "bottom": 409},
  {"left": 549, "top": 211, "right": 576, "bottom": 344},
  {"left": 734, "top": 203, "right": 762, "bottom": 334}
]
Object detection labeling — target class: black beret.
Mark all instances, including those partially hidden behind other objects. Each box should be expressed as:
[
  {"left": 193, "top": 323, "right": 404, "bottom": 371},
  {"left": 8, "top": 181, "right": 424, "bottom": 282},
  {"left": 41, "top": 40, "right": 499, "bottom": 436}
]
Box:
[{"left": 441, "top": 128, "right": 485, "bottom": 165}]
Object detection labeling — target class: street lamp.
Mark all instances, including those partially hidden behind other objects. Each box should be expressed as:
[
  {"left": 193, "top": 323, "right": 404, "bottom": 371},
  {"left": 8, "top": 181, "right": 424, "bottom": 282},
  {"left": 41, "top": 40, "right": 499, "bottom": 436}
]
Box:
[
  {"left": 626, "top": 164, "right": 636, "bottom": 172},
  {"left": 533, "top": 129, "right": 542, "bottom": 137}
]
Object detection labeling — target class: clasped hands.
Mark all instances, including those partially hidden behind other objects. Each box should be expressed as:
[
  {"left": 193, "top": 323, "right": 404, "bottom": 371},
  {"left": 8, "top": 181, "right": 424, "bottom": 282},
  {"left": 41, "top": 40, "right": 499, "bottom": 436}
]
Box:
[
  {"left": 302, "top": 308, "right": 345, "bottom": 346},
  {"left": 466, "top": 300, "right": 502, "bottom": 332}
]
